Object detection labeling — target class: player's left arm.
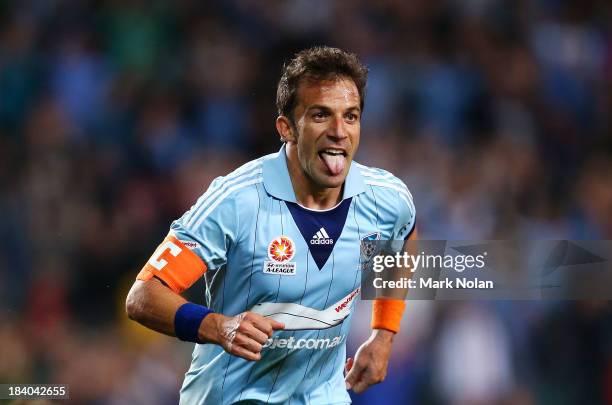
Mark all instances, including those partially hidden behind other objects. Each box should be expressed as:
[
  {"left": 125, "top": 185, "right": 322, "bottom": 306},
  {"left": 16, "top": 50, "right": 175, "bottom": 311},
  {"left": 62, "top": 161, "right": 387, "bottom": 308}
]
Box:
[
  {"left": 345, "top": 186, "right": 417, "bottom": 393},
  {"left": 345, "top": 227, "right": 417, "bottom": 393}
]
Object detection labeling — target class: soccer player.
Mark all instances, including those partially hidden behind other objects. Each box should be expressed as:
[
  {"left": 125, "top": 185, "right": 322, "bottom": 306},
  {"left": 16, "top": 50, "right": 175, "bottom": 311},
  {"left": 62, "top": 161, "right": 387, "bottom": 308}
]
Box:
[{"left": 126, "top": 46, "right": 417, "bottom": 404}]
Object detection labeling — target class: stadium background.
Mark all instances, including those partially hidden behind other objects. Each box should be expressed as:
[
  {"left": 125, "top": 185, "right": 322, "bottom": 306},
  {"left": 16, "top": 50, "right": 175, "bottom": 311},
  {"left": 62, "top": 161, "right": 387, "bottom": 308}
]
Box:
[{"left": 1, "top": 0, "right": 612, "bottom": 403}]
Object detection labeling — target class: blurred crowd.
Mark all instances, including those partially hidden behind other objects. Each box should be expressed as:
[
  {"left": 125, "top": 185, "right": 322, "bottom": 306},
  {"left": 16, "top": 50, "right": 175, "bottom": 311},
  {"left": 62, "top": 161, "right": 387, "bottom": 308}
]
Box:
[{"left": 1, "top": 0, "right": 611, "bottom": 404}]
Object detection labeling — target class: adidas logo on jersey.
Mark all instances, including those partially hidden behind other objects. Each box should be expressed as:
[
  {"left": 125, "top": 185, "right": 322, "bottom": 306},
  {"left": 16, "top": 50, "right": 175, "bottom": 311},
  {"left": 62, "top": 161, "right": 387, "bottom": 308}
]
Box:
[{"left": 310, "top": 227, "right": 333, "bottom": 245}]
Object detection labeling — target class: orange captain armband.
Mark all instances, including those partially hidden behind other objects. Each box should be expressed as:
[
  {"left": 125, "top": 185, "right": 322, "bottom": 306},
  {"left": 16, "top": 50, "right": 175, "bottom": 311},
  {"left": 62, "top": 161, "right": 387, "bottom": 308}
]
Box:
[
  {"left": 137, "top": 234, "right": 207, "bottom": 294},
  {"left": 371, "top": 299, "right": 406, "bottom": 333}
]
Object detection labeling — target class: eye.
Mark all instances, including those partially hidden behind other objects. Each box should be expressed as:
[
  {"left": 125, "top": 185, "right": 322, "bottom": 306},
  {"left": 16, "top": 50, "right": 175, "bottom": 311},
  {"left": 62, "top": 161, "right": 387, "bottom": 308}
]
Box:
[
  {"left": 312, "top": 111, "right": 328, "bottom": 120},
  {"left": 345, "top": 112, "right": 359, "bottom": 122}
]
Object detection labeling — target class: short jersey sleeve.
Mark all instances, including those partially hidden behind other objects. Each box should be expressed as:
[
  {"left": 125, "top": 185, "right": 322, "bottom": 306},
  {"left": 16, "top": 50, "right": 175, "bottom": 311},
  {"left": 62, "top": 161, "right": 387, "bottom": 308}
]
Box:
[
  {"left": 137, "top": 180, "right": 239, "bottom": 293},
  {"left": 393, "top": 181, "right": 416, "bottom": 240},
  {"left": 372, "top": 180, "right": 414, "bottom": 333},
  {"left": 171, "top": 188, "right": 239, "bottom": 272}
]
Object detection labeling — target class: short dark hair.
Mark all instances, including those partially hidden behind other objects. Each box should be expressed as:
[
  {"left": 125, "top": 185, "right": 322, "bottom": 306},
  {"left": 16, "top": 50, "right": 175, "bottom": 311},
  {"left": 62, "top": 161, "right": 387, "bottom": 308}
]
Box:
[{"left": 276, "top": 46, "right": 368, "bottom": 121}]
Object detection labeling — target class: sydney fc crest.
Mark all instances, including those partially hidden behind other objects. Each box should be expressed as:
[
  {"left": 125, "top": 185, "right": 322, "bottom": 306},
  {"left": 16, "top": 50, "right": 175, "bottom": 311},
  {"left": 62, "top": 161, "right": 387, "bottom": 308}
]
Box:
[{"left": 360, "top": 232, "right": 381, "bottom": 262}]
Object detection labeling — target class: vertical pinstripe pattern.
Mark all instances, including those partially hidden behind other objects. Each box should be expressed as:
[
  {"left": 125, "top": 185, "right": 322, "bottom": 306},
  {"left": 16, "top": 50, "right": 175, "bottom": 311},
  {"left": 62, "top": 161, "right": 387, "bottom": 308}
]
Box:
[
  {"left": 369, "top": 185, "right": 380, "bottom": 228},
  {"left": 177, "top": 149, "right": 416, "bottom": 404},
  {"left": 296, "top": 259, "right": 321, "bottom": 399},
  {"left": 307, "top": 250, "right": 338, "bottom": 403},
  {"left": 298, "top": 198, "right": 363, "bottom": 401},
  {"left": 274, "top": 200, "right": 284, "bottom": 304},
  {"left": 264, "top": 199, "right": 288, "bottom": 402},
  {"left": 236, "top": 184, "right": 262, "bottom": 403},
  {"left": 327, "top": 250, "right": 363, "bottom": 382},
  {"left": 353, "top": 196, "right": 362, "bottom": 240},
  {"left": 266, "top": 234, "right": 314, "bottom": 403},
  {"left": 220, "top": 273, "right": 230, "bottom": 404},
  {"left": 221, "top": 182, "right": 264, "bottom": 404},
  {"left": 245, "top": 183, "right": 262, "bottom": 311}
]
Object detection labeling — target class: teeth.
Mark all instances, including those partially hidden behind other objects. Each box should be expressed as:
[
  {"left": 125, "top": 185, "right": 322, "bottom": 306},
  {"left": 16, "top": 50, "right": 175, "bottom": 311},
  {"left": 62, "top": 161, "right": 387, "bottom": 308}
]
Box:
[{"left": 321, "top": 149, "right": 344, "bottom": 156}]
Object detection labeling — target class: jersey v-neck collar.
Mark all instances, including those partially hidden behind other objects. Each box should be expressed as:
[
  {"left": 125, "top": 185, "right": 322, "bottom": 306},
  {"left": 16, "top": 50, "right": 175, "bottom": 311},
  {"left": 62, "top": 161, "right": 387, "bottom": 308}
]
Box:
[{"left": 285, "top": 198, "right": 353, "bottom": 270}]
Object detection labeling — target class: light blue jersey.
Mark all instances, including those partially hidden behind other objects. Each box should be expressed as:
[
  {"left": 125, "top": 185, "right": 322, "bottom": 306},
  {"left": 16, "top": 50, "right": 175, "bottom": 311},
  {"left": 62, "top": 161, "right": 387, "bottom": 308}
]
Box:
[{"left": 172, "top": 145, "right": 415, "bottom": 405}]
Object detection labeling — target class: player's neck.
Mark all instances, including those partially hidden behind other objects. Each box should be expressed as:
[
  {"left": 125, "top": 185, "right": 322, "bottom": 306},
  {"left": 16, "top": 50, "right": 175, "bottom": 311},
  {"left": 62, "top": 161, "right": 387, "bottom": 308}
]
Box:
[
  {"left": 294, "top": 185, "right": 343, "bottom": 210},
  {"left": 285, "top": 149, "right": 343, "bottom": 210}
]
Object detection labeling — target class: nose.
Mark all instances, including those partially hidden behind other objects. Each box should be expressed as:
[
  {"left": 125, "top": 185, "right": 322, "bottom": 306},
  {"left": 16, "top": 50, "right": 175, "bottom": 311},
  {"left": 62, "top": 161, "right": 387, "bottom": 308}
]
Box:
[{"left": 328, "top": 115, "right": 348, "bottom": 140}]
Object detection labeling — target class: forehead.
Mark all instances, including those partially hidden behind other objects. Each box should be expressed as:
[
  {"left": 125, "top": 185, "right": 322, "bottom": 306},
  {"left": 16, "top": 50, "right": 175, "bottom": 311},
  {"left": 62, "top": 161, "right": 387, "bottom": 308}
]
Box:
[{"left": 295, "top": 77, "right": 360, "bottom": 109}]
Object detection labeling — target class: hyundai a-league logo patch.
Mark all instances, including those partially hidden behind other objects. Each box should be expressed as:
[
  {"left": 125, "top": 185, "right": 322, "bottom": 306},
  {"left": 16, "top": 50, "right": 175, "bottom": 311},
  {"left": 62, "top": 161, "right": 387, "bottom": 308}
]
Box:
[{"left": 264, "top": 236, "right": 297, "bottom": 275}]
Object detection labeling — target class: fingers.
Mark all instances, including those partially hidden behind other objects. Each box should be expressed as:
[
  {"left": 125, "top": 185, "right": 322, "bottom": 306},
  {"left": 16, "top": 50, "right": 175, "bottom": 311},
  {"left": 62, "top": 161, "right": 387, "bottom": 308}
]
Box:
[
  {"left": 344, "top": 360, "right": 363, "bottom": 390},
  {"left": 231, "top": 344, "right": 261, "bottom": 361},
  {"left": 345, "top": 357, "right": 354, "bottom": 374},
  {"left": 352, "top": 380, "right": 369, "bottom": 394},
  {"left": 250, "top": 314, "right": 280, "bottom": 337},
  {"left": 220, "top": 312, "right": 284, "bottom": 362},
  {"left": 241, "top": 322, "right": 270, "bottom": 345},
  {"left": 270, "top": 319, "right": 285, "bottom": 330},
  {"left": 232, "top": 332, "right": 263, "bottom": 355},
  {"left": 345, "top": 357, "right": 386, "bottom": 392},
  {"left": 352, "top": 366, "right": 386, "bottom": 393}
]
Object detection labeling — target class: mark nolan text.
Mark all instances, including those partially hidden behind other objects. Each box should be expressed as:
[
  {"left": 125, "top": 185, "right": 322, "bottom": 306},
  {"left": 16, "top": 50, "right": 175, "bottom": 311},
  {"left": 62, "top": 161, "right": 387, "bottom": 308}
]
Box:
[{"left": 373, "top": 277, "right": 494, "bottom": 289}]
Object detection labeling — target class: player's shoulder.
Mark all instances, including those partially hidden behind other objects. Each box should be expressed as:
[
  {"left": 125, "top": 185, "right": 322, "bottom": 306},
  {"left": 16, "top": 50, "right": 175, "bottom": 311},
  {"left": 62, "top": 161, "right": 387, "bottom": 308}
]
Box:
[
  {"left": 354, "top": 161, "right": 415, "bottom": 214},
  {"left": 354, "top": 162, "right": 410, "bottom": 195},
  {"left": 182, "top": 154, "right": 273, "bottom": 226},
  {"left": 206, "top": 153, "right": 274, "bottom": 201}
]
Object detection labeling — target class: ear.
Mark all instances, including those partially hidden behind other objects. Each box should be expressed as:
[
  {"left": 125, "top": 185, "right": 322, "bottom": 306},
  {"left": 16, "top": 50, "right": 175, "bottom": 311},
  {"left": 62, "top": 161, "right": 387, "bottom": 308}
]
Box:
[{"left": 276, "top": 116, "right": 296, "bottom": 143}]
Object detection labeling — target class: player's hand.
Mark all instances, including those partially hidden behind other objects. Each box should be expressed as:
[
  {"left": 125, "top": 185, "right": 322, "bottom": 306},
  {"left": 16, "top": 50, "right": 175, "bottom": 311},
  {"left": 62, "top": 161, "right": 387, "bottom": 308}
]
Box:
[
  {"left": 344, "top": 329, "right": 394, "bottom": 393},
  {"left": 200, "top": 312, "right": 284, "bottom": 361}
]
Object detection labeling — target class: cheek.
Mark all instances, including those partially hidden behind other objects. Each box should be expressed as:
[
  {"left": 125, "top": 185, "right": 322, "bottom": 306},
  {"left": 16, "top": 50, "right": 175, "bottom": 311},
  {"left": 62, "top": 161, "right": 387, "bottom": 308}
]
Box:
[
  {"left": 350, "top": 128, "right": 360, "bottom": 148},
  {"left": 298, "top": 129, "right": 318, "bottom": 153},
  {"left": 296, "top": 135, "right": 316, "bottom": 168}
]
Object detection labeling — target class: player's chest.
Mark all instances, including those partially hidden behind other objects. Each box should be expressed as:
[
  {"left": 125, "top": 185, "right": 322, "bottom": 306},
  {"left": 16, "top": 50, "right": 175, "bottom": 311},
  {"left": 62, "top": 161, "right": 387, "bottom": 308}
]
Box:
[{"left": 229, "top": 198, "right": 384, "bottom": 303}]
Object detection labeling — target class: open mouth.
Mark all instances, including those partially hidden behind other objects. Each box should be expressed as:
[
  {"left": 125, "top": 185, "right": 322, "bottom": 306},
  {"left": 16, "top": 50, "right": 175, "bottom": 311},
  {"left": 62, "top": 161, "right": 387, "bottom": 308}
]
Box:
[{"left": 318, "top": 149, "right": 347, "bottom": 176}]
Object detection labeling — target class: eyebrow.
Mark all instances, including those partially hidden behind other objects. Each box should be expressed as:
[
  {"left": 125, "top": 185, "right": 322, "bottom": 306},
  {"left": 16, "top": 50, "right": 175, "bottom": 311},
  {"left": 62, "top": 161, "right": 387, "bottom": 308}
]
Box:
[{"left": 307, "top": 105, "right": 361, "bottom": 113}]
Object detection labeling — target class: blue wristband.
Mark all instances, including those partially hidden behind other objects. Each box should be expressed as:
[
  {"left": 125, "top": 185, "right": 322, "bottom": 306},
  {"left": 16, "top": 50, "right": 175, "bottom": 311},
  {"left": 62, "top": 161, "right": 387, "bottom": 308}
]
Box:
[{"left": 174, "top": 303, "right": 214, "bottom": 343}]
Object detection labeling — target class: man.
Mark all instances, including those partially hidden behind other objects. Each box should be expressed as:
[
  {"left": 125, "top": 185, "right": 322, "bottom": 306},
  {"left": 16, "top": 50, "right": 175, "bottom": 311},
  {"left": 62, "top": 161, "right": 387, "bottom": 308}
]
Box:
[{"left": 126, "top": 46, "right": 417, "bottom": 404}]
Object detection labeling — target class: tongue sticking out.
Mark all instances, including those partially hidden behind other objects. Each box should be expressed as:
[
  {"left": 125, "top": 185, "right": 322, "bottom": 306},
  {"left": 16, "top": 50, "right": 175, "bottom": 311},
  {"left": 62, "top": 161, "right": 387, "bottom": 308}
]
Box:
[{"left": 320, "top": 153, "right": 345, "bottom": 176}]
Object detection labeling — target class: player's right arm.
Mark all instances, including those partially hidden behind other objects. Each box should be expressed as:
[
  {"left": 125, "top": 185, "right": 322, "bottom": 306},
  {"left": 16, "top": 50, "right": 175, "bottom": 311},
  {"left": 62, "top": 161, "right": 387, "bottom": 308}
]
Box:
[
  {"left": 125, "top": 235, "right": 284, "bottom": 361},
  {"left": 126, "top": 276, "right": 282, "bottom": 361}
]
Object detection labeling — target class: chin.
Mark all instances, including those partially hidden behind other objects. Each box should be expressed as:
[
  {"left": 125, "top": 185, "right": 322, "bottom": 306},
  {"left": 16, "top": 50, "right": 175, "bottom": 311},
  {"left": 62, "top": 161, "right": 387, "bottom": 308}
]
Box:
[{"left": 317, "top": 173, "right": 347, "bottom": 189}]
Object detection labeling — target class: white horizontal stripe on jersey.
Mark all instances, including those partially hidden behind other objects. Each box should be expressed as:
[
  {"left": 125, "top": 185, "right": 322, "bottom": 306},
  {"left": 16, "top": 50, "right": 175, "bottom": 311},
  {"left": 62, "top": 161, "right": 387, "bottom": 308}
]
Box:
[
  {"left": 357, "top": 164, "right": 414, "bottom": 199},
  {"left": 360, "top": 170, "right": 405, "bottom": 184},
  {"left": 360, "top": 169, "right": 408, "bottom": 187},
  {"left": 352, "top": 164, "right": 417, "bottom": 216},
  {"left": 184, "top": 159, "right": 263, "bottom": 223},
  {"left": 397, "top": 192, "right": 413, "bottom": 211},
  {"left": 192, "top": 177, "right": 263, "bottom": 229},
  {"left": 362, "top": 172, "right": 413, "bottom": 201},
  {"left": 365, "top": 180, "right": 415, "bottom": 209},
  {"left": 186, "top": 166, "right": 262, "bottom": 227},
  {"left": 251, "top": 287, "right": 360, "bottom": 330},
  {"left": 354, "top": 163, "right": 394, "bottom": 176}
]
